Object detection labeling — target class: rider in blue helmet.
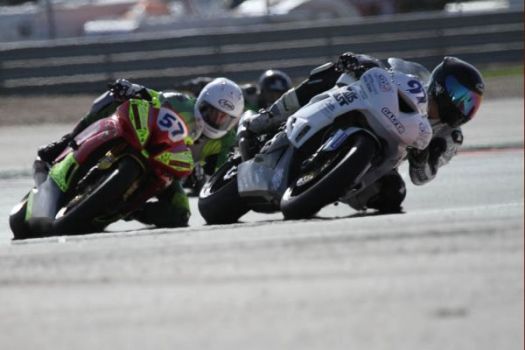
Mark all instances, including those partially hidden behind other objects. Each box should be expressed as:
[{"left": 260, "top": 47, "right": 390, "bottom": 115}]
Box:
[{"left": 241, "top": 53, "right": 485, "bottom": 213}]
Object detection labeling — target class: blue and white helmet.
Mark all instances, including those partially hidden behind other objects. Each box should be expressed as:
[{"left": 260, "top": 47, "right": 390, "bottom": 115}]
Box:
[{"left": 195, "top": 78, "right": 244, "bottom": 139}]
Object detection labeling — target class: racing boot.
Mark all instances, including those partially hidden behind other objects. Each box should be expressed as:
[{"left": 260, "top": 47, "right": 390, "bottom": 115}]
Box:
[
  {"left": 37, "top": 116, "right": 92, "bottom": 164},
  {"left": 366, "top": 171, "right": 406, "bottom": 213},
  {"left": 130, "top": 181, "right": 191, "bottom": 228},
  {"left": 37, "top": 133, "right": 74, "bottom": 164}
]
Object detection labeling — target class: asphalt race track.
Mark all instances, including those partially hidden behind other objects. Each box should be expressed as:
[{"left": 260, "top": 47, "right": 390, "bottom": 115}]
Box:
[{"left": 0, "top": 98, "right": 523, "bottom": 350}]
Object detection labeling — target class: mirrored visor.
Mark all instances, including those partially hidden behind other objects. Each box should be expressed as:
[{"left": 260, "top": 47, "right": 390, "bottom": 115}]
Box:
[{"left": 445, "top": 75, "right": 482, "bottom": 119}]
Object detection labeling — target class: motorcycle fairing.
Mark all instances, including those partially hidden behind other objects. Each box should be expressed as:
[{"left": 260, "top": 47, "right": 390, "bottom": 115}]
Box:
[
  {"left": 286, "top": 68, "right": 431, "bottom": 153},
  {"left": 25, "top": 175, "right": 64, "bottom": 224},
  {"left": 285, "top": 88, "right": 368, "bottom": 149},
  {"left": 149, "top": 106, "right": 194, "bottom": 178},
  {"left": 128, "top": 99, "right": 152, "bottom": 147},
  {"left": 153, "top": 144, "right": 194, "bottom": 179},
  {"left": 320, "top": 127, "right": 380, "bottom": 153},
  {"left": 360, "top": 68, "right": 431, "bottom": 150},
  {"left": 237, "top": 131, "right": 294, "bottom": 203},
  {"left": 49, "top": 153, "right": 79, "bottom": 192},
  {"left": 58, "top": 99, "right": 192, "bottom": 182},
  {"left": 68, "top": 117, "right": 126, "bottom": 164}
]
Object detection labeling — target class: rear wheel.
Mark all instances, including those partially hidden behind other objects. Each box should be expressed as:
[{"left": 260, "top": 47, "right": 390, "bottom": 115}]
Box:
[
  {"left": 53, "top": 157, "right": 143, "bottom": 235},
  {"left": 281, "top": 132, "right": 378, "bottom": 220},
  {"left": 198, "top": 156, "right": 249, "bottom": 224}
]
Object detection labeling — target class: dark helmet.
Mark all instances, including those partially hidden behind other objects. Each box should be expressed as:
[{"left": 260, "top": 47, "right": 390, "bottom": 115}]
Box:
[
  {"left": 428, "top": 57, "right": 485, "bottom": 128},
  {"left": 257, "top": 69, "right": 292, "bottom": 108}
]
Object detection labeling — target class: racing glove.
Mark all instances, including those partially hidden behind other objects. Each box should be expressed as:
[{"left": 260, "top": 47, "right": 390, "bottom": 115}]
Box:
[
  {"left": 409, "top": 137, "right": 448, "bottom": 173},
  {"left": 336, "top": 52, "right": 385, "bottom": 78},
  {"left": 336, "top": 52, "right": 361, "bottom": 73},
  {"left": 108, "top": 78, "right": 148, "bottom": 101}
]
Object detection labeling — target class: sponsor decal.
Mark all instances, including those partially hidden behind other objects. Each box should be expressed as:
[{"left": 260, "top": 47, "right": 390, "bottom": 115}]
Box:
[
  {"left": 218, "top": 99, "right": 235, "bottom": 111},
  {"left": 358, "top": 88, "right": 368, "bottom": 100},
  {"left": 157, "top": 109, "right": 189, "bottom": 142},
  {"left": 413, "top": 121, "right": 432, "bottom": 148},
  {"left": 381, "top": 107, "right": 405, "bottom": 134},
  {"left": 324, "top": 130, "right": 348, "bottom": 151},
  {"left": 334, "top": 87, "right": 358, "bottom": 106},
  {"left": 376, "top": 73, "right": 392, "bottom": 92},
  {"left": 407, "top": 80, "right": 427, "bottom": 104},
  {"left": 419, "top": 121, "right": 432, "bottom": 135},
  {"left": 363, "top": 74, "right": 377, "bottom": 94}
]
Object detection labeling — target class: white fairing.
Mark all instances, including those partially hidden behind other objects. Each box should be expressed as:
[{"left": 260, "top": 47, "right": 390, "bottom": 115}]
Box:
[
  {"left": 286, "top": 68, "right": 432, "bottom": 168},
  {"left": 391, "top": 71, "right": 428, "bottom": 115}
]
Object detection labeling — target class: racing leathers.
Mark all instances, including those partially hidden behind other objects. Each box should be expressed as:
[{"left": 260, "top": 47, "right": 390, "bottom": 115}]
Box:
[
  {"left": 38, "top": 81, "right": 235, "bottom": 227},
  {"left": 243, "top": 54, "right": 464, "bottom": 212}
]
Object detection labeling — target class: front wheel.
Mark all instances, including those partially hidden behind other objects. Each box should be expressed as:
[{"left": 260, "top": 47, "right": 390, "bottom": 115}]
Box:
[
  {"left": 53, "top": 156, "right": 143, "bottom": 235},
  {"left": 281, "top": 132, "right": 378, "bottom": 220},
  {"left": 198, "top": 156, "right": 249, "bottom": 224}
]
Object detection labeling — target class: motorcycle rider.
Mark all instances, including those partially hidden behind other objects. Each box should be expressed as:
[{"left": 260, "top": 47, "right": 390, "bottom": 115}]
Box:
[
  {"left": 37, "top": 77, "right": 244, "bottom": 227},
  {"left": 175, "top": 69, "right": 292, "bottom": 192},
  {"left": 177, "top": 69, "right": 292, "bottom": 110},
  {"left": 241, "top": 52, "right": 484, "bottom": 213},
  {"left": 243, "top": 69, "right": 293, "bottom": 110}
]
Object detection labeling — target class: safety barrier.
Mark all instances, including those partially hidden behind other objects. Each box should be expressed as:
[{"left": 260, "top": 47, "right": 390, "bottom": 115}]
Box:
[{"left": 0, "top": 9, "right": 522, "bottom": 94}]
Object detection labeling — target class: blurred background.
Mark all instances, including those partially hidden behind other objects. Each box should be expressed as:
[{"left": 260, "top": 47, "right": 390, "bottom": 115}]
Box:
[
  {"left": 0, "top": 0, "right": 522, "bottom": 122},
  {"left": 0, "top": 0, "right": 522, "bottom": 42}
]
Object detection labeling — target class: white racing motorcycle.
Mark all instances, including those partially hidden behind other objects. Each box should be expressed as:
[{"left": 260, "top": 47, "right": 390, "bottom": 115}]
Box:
[{"left": 198, "top": 61, "right": 432, "bottom": 223}]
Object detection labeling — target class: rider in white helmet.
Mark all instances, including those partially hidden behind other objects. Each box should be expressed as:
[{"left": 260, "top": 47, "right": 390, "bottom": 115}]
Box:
[
  {"left": 37, "top": 77, "right": 244, "bottom": 227},
  {"left": 195, "top": 77, "right": 245, "bottom": 139}
]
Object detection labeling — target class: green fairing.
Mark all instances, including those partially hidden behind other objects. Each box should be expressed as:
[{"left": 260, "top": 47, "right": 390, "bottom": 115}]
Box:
[
  {"left": 159, "top": 92, "right": 199, "bottom": 141},
  {"left": 49, "top": 153, "right": 79, "bottom": 192},
  {"left": 128, "top": 99, "right": 151, "bottom": 146}
]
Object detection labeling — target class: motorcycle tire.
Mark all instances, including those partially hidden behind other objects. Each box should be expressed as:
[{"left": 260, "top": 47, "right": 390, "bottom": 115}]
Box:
[
  {"left": 198, "top": 156, "right": 249, "bottom": 225},
  {"left": 53, "top": 156, "right": 143, "bottom": 235},
  {"left": 281, "top": 132, "right": 377, "bottom": 220}
]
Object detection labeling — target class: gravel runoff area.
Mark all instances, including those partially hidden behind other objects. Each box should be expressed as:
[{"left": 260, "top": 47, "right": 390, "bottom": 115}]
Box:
[{"left": 0, "top": 74, "right": 522, "bottom": 127}]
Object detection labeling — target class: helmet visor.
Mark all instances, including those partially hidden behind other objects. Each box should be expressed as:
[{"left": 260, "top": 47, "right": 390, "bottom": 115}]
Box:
[
  {"left": 199, "top": 101, "right": 237, "bottom": 131},
  {"left": 445, "top": 75, "right": 482, "bottom": 120}
]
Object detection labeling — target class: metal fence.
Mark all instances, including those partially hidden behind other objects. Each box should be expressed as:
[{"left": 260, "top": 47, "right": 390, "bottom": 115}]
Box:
[{"left": 0, "top": 9, "right": 522, "bottom": 94}]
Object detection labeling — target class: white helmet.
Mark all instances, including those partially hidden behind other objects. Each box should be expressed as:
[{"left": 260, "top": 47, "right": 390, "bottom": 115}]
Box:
[{"left": 194, "top": 77, "right": 244, "bottom": 139}]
